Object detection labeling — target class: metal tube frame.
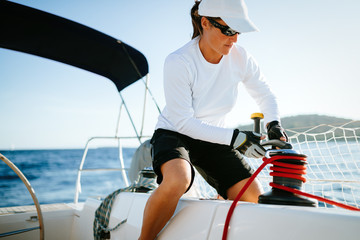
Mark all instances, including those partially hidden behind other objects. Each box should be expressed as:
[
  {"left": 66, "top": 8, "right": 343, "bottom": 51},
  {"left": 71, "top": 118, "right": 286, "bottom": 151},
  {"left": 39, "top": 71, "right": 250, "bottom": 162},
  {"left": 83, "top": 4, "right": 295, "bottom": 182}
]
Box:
[
  {"left": 73, "top": 135, "right": 150, "bottom": 204},
  {"left": 74, "top": 74, "right": 160, "bottom": 204},
  {"left": 0, "top": 154, "right": 44, "bottom": 240}
]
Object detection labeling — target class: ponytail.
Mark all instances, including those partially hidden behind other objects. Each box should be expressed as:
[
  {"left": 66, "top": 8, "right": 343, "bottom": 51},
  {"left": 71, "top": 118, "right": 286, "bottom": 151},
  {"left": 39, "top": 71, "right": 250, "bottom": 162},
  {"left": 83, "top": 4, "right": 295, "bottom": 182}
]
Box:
[{"left": 191, "top": 1, "right": 202, "bottom": 39}]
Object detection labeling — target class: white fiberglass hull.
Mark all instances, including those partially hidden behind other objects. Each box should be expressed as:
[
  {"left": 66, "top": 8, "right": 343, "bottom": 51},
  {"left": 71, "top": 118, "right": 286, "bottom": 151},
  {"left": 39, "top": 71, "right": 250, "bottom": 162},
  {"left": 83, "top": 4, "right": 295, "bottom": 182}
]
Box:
[
  {"left": 1, "top": 192, "right": 360, "bottom": 239},
  {"left": 74, "top": 192, "right": 360, "bottom": 240}
]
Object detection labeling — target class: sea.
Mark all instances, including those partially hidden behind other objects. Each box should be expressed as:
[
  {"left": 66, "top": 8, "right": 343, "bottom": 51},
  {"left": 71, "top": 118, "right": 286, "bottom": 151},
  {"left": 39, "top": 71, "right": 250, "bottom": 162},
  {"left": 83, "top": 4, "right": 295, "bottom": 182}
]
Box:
[
  {"left": 0, "top": 148, "right": 136, "bottom": 208},
  {"left": 1, "top": 143, "right": 360, "bottom": 208}
]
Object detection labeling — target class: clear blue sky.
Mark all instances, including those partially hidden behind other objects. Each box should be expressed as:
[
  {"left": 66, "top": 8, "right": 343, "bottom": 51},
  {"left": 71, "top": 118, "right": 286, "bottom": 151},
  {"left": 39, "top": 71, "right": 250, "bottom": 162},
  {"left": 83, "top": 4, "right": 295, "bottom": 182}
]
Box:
[{"left": 1, "top": 0, "right": 360, "bottom": 150}]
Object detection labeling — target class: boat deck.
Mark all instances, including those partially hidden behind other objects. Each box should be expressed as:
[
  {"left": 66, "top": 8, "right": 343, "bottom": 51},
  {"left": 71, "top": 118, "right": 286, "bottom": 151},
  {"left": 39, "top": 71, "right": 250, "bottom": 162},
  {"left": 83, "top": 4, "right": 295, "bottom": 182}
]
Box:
[{"left": 0, "top": 203, "right": 73, "bottom": 216}]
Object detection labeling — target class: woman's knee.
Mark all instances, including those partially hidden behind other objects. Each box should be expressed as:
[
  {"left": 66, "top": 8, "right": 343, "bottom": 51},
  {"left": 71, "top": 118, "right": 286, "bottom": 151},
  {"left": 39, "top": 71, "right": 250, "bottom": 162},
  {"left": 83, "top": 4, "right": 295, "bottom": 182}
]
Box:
[
  {"left": 160, "top": 158, "right": 192, "bottom": 195},
  {"left": 227, "top": 177, "right": 264, "bottom": 202}
]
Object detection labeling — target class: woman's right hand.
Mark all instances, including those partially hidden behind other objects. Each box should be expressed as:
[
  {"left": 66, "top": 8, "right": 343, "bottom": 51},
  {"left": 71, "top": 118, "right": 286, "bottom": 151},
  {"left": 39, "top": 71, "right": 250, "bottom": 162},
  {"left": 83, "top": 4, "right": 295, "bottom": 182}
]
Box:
[{"left": 231, "top": 130, "right": 266, "bottom": 158}]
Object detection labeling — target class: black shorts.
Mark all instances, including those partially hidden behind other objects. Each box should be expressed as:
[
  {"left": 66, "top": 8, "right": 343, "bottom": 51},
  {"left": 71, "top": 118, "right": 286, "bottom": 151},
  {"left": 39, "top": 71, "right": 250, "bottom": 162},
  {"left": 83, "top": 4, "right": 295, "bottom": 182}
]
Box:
[{"left": 150, "top": 129, "right": 254, "bottom": 199}]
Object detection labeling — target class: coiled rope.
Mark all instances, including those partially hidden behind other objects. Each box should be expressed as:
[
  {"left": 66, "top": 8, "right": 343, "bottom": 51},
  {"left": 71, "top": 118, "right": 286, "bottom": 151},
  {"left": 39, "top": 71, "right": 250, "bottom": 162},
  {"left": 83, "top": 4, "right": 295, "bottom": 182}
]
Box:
[{"left": 93, "top": 176, "right": 157, "bottom": 240}]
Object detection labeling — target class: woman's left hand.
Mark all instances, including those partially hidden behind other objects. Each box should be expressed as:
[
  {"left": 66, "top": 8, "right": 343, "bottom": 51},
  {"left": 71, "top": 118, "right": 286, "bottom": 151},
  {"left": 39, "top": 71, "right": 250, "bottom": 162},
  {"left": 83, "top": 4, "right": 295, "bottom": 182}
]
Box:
[{"left": 266, "top": 121, "right": 288, "bottom": 142}]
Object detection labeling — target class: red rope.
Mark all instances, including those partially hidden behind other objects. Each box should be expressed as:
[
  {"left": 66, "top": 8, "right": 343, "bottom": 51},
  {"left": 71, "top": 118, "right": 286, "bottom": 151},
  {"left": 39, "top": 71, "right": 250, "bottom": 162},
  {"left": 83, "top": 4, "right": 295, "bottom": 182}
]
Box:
[
  {"left": 222, "top": 158, "right": 272, "bottom": 240},
  {"left": 222, "top": 155, "right": 360, "bottom": 240},
  {"left": 269, "top": 155, "right": 307, "bottom": 182},
  {"left": 270, "top": 183, "right": 360, "bottom": 211}
]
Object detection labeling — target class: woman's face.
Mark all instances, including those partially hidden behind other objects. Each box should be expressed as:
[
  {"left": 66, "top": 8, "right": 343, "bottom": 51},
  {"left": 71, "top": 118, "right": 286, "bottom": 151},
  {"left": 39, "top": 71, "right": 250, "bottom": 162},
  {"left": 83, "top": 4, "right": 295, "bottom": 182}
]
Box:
[{"left": 200, "top": 17, "right": 239, "bottom": 63}]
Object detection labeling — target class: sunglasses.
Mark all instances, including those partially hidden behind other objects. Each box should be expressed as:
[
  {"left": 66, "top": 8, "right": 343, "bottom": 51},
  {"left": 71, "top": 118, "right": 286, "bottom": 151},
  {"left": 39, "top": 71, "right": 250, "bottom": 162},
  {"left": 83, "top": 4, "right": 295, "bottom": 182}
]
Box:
[{"left": 206, "top": 17, "right": 240, "bottom": 36}]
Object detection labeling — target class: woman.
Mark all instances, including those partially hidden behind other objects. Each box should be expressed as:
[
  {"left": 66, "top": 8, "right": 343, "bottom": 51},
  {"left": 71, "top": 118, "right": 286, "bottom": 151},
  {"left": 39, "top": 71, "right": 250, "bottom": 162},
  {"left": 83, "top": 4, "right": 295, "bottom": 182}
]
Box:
[{"left": 139, "top": 0, "right": 288, "bottom": 239}]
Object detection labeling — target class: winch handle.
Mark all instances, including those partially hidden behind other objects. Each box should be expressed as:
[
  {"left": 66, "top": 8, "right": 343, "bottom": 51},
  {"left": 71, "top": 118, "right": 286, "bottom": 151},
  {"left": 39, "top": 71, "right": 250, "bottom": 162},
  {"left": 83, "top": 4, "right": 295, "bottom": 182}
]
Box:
[
  {"left": 261, "top": 139, "right": 293, "bottom": 149},
  {"left": 251, "top": 113, "right": 264, "bottom": 134}
]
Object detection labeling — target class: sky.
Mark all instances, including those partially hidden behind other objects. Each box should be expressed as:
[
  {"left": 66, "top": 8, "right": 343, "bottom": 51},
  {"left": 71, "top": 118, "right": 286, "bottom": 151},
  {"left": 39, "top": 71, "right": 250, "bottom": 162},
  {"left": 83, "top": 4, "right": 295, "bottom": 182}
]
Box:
[{"left": 1, "top": 0, "right": 360, "bottom": 150}]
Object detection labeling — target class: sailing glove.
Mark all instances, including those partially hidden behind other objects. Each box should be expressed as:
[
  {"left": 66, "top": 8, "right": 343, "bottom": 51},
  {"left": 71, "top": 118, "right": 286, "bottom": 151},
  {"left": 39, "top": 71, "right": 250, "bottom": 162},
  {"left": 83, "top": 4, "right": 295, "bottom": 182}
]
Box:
[
  {"left": 231, "top": 129, "right": 266, "bottom": 158},
  {"left": 267, "top": 121, "right": 288, "bottom": 142}
]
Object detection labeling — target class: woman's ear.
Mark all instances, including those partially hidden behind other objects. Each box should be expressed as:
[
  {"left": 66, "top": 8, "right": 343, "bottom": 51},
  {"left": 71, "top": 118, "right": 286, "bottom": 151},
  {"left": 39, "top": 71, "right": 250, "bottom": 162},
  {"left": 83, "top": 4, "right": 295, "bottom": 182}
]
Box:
[{"left": 201, "top": 17, "right": 210, "bottom": 30}]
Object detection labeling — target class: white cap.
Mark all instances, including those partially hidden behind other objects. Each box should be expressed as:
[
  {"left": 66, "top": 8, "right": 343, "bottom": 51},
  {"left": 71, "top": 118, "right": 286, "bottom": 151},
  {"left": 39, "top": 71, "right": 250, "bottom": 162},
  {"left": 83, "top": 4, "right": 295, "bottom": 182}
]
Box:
[{"left": 198, "top": 0, "right": 259, "bottom": 33}]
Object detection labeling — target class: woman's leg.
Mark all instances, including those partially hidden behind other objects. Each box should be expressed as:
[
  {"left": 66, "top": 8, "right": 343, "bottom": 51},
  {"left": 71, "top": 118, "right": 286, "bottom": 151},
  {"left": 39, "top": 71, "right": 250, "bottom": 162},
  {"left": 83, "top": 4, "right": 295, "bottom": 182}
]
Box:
[
  {"left": 139, "top": 158, "right": 192, "bottom": 240},
  {"left": 226, "top": 177, "right": 264, "bottom": 203}
]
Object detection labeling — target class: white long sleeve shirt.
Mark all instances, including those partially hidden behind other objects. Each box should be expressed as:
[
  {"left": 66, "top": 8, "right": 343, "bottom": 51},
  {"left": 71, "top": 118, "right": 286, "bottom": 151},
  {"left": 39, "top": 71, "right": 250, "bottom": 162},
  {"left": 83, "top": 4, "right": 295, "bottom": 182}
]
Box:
[{"left": 155, "top": 37, "right": 280, "bottom": 146}]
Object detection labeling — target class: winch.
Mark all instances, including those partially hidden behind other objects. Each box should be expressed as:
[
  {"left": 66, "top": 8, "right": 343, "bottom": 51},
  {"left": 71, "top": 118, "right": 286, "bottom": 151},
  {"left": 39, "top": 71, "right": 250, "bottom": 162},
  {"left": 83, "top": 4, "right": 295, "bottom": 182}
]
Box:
[
  {"left": 251, "top": 113, "right": 317, "bottom": 206},
  {"left": 258, "top": 147, "right": 317, "bottom": 207}
]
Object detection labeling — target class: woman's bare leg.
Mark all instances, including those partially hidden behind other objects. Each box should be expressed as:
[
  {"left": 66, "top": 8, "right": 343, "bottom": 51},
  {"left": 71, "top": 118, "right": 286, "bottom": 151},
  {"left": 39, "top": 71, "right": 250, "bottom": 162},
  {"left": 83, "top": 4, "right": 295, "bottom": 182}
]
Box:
[
  {"left": 139, "top": 158, "right": 192, "bottom": 240},
  {"left": 226, "top": 177, "right": 264, "bottom": 202}
]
